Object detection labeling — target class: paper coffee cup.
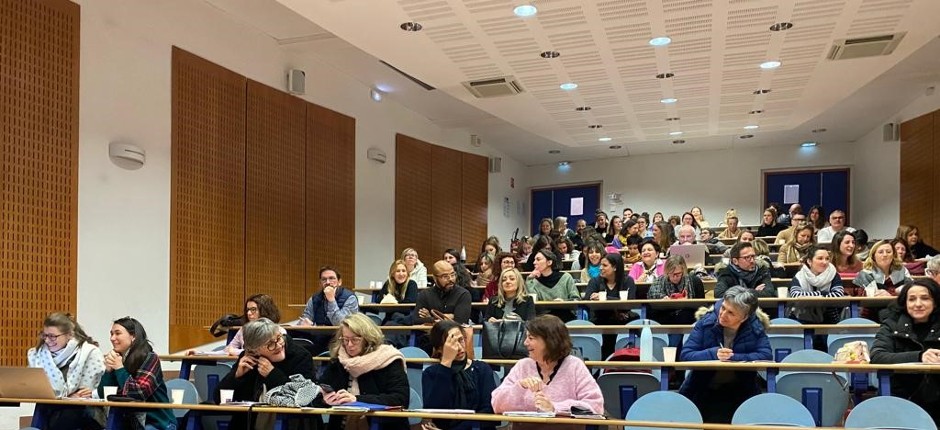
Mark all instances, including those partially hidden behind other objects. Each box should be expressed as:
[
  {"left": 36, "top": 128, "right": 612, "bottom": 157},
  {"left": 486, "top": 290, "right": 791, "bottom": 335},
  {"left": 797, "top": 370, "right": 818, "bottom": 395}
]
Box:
[
  {"left": 219, "top": 389, "right": 235, "bottom": 404},
  {"left": 171, "top": 389, "right": 185, "bottom": 404},
  {"left": 619, "top": 291, "right": 629, "bottom": 300},
  {"left": 597, "top": 291, "right": 607, "bottom": 301},
  {"left": 662, "top": 347, "right": 677, "bottom": 363},
  {"left": 102, "top": 386, "right": 118, "bottom": 398},
  {"left": 529, "top": 293, "right": 539, "bottom": 302},
  {"left": 777, "top": 287, "right": 789, "bottom": 298},
  {"left": 865, "top": 286, "right": 876, "bottom": 297}
]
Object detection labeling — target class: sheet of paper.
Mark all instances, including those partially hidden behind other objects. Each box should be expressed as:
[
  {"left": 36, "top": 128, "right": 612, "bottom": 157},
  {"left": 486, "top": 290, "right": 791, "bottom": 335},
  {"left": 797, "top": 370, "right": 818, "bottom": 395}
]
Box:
[{"left": 570, "top": 197, "right": 584, "bottom": 216}]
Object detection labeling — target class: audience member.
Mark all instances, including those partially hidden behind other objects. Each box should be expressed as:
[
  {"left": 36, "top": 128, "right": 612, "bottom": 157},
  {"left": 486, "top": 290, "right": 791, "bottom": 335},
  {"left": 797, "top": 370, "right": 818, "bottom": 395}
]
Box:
[
  {"left": 777, "top": 203, "right": 802, "bottom": 227},
  {"left": 379, "top": 260, "right": 418, "bottom": 324},
  {"left": 652, "top": 212, "right": 665, "bottom": 224},
  {"left": 898, "top": 224, "right": 940, "bottom": 259},
  {"left": 928, "top": 256, "right": 940, "bottom": 285},
  {"left": 674, "top": 224, "right": 697, "bottom": 245},
  {"left": 481, "top": 236, "right": 502, "bottom": 256},
  {"left": 854, "top": 240, "right": 913, "bottom": 297},
  {"left": 652, "top": 221, "right": 675, "bottom": 255},
  {"left": 816, "top": 209, "right": 854, "bottom": 243},
  {"left": 554, "top": 236, "right": 579, "bottom": 270},
  {"left": 718, "top": 216, "right": 741, "bottom": 240},
  {"left": 526, "top": 249, "right": 579, "bottom": 321},
  {"left": 415, "top": 260, "right": 473, "bottom": 325},
  {"left": 583, "top": 253, "right": 638, "bottom": 357},
  {"left": 788, "top": 245, "right": 845, "bottom": 324},
  {"left": 667, "top": 215, "right": 681, "bottom": 229},
  {"left": 224, "top": 294, "right": 284, "bottom": 356},
  {"left": 807, "top": 205, "right": 826, "bottom": 230},
  {"left": 533, "top": 218, "right": 553, "bottom": 243},
  {"left": 778, "top": 225, "right": 814, "bottom": 264},
  {"left": 572, "top": 219, "right": 587, "bottom": 250},
  {"left": 699, "top": 228, "right": 727, "bottom": 254},
  {"left": 606, "top": 216, "right": 622, "bottom": 244},
  {"left": 691, "top": 206, "right": 710, "bottom": 229},
  {"left": 28, "top": 313, "right": 104, "bottom": 430},
  {"left": 491, "top": 315, "right": 604, "bottom": 429},
  {"left": 628, "top": 240, "right": 665, "bottom": 283},
  {"left": 298, "top": 266, "right": 359, "bottom": 354},
  {"left": 648, "top": 255, "right": 705, "bottom": 325},
  {"left": 523, "top": 236, "right": 553, "bottom": 272},
  {"left": 316, "top": 314, "right": 409, "bottom": 430},
  {"left": 637, "top": 215, "right": 653, "bottom": 238},
  {"left": 622, "top": 208, "right": 634, "bottom": 220},
  {"left": 871, "top": 279, "right": 940, "bottom": 425},
  {"left": 714, "top": 242, "right": 774, "bottom": 298},
  {"left": 674, "top": 212, "right": 701, "bottom": 238},
  {"left": 474, "top": 252, "right": 495, "bottom": 287},
  {"left": 483, "top": 252, "right": 516, "bottom": 301},
  {"left": 593, "top": 212, "right": 609, "bottom": 237},
  {"left": 516, "top": 237, "right": 534, "bottom": 266},
  {"left": 485, "top": 268, "right": 535, "bottom": 322},
  {"left": 854, "top": 229, "right": 871, "bottom": 261},
  {"left": 553, "top": 216, "right": 576, "bottom": 242},
  {"left": 774, "top": 212, "right": 808, "bottom": 245},
  {"left": 612, "top": 219, "right": 639, "bottom": 249},
  {"left": 831, "top": 230, "right": 863, "bottom": 276},
  {"left": 756, "top": 208, "right": 785, "bottom": 237},
  {"left": 679, "top": 287, "right": 771, "bottom": 423},
  {"left": 423, "top": 320, "right": 497, "bottom": 430},
  {"left": 894, "top": 238, "right": 926, "bottom": 275},
  {"left": 579, "top": 241, "right": 606, "bottom": 283},
  {"left": 99, "top": 317, "right": 175, "bottom": 430},
  {"left": 623, "top": 234, "right": 644, "bottom": 264}
]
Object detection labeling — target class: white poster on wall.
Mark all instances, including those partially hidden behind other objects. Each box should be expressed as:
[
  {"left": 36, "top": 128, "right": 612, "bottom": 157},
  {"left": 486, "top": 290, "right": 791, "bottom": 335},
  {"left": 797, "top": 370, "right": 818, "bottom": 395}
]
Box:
[
  {"left": 783, "top": 184, "right": 800, "bottom": 204},
  {"left": 570, "top": 197, "right": 584, "bottom": 216}
]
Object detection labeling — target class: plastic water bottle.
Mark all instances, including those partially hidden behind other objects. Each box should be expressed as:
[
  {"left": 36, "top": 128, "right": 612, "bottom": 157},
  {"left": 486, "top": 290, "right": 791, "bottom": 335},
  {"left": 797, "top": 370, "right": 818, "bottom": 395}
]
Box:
[{"left": 460, "top": 246, "right": 467, "bottom": 262}]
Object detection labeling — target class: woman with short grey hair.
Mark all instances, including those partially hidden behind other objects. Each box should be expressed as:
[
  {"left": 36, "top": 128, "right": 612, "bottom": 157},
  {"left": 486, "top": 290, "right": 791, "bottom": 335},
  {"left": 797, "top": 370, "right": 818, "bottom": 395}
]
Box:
[
  {"left": 927, "top": 255, "right": 940, "bottom": 284},
  {"left": 679, "top": 286, "right": 771, "bottom": 423}
]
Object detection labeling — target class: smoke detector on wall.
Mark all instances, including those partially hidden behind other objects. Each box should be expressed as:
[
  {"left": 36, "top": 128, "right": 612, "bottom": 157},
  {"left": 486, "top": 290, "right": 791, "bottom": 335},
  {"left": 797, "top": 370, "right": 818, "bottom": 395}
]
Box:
[{"left": 827, "top": 32, "right": 906, "bottom": 60}]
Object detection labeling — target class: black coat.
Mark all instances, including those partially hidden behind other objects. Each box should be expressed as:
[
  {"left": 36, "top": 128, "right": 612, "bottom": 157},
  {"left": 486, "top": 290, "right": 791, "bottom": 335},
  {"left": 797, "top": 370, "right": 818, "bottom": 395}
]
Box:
[
  {"left": 714, "top": 264, "right": 775, "bottom": 298},
  {"left": 484, "top": 296, "right": 535, "bottom": 321},
  {"left": 314, "top": 357, "right": 411, "bottom": 430},
  {"left": 871, "top": 307, "right": 940, "bottom": 409}
]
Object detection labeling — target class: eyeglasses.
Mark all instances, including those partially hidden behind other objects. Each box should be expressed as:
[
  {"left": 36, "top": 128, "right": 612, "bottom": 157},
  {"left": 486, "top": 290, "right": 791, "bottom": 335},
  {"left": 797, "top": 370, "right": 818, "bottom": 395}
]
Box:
[
  {"left": 436, "top": 272, "right": 457, "bottom": 280},
  {"left": 736, "top": 255, "right": 756, "bottom": 261},
  {"left": 41, "top": 333, "right": 67, "bottom": 341},
  {"left": 340, "top": 336, "right": 363, "bottom": 345},
  {"left": 320, "top": 276, "right": 338, "bottom": 284},
  {"left": 245, "top": 307, "right": 259, "bottom": 314},
  {"left": 262, "top": 335, "right": 284, "bottom": 352}
]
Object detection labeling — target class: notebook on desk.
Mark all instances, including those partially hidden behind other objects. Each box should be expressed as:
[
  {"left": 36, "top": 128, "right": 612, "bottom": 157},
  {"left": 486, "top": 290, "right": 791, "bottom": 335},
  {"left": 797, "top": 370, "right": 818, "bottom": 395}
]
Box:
[
  {"left": 0, "top": 367, "right": 58, "bottom": 399},
  {"left": 668, "top": 244, "right": 707, "bottom": 267}
]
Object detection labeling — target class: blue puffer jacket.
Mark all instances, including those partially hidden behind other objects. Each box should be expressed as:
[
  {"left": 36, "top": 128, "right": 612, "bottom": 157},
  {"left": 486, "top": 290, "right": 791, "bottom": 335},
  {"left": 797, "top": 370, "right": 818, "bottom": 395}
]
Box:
[{"left": 679, "top": 298, "right": 772, "bottom": 400}]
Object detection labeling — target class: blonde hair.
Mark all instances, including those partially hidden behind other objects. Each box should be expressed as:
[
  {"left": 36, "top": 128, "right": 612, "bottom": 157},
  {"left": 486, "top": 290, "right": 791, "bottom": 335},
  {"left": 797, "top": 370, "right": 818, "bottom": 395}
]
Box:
[
  {"left": 862, "top": 240, "right": 904, "bottom": 273},
  {"left": 329, "top": 313, "right": 385, "bottom": 358},
  {"left": 496, "top": 268, "right": 528, "bottom": 307},
  {"left": 386, "top": 259, "right": 411, "bottom": 301}
]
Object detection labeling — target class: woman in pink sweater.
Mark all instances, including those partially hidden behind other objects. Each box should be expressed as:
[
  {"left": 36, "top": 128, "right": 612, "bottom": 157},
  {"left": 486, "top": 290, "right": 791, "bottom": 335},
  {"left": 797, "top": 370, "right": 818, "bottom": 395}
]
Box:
[{"left": 491, "top": 315, "right": 604, "bottom": 428}]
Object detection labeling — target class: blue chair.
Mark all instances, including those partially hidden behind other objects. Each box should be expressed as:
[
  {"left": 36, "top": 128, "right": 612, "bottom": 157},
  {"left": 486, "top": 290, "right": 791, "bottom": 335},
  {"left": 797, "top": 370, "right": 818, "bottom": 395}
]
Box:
[
  {"left": 616, "top": 319, "right": 668, "bottom": 360},
  {"left": 768, "top": 318, "right": 804, "bottom": 362},
  {"left": 408, "top": 388, "right": 423, "bottom": 425},
  {"left": 597, "top": 372, "right": 659, "bottom": 421},
  {"left": 827, "top": 317, "right": 878, "bottom": 393},
  {"left": 776, "top": 350, "right": 849, "bottom": 427},
  {"left": 731, "top": 393, "right": 816, "bottom": 426},
  {"left": 193, "top": 362, "right": 233, "bottom": 404},
  {"left": 845, "top": 396, "right": 938, "bottom": 430},
  {"left": 566, "top": 320, "right": 602, "bottom": 362},
  {"left": 400, "top": 346, "right": 430, "bottom": 397},
  {"left": 624, "top": 391, "right": 703, "bottom": 430},
  {"left": 165, "top": 378, "right": 199, "bottom": 419}
]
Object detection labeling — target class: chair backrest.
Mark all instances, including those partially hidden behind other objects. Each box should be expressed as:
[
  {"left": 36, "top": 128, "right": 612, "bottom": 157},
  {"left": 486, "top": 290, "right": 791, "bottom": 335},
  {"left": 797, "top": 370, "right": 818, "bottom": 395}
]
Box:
[
  {"left": 565, "top": 319, "right": 595, "bottom": 327},
  {"left": 571, "top": 335, "right": 602, "bottom": 362},
  {"left": 770, "top": 317, "right": 802, "bottom": 325},
  {"left": 625, "top": 391, "right": 703, "bottom": 430},
  {"left": 165, "top": 378, "right": 199, "bottom": 418},
  {"left": 365, "top": 313, "right": 383, "bottom": 327},
  {"left": 597, "top": 372, "right": 659, "bottom": 420},
  {"left": 767, "top": 335, "right": 804, "bottom": 362},
  {"left": 845, "top": 396, "right": 938, "bottom": 430},
  {"left": 615, "top": 320, "right": 668, "bottom": 359},
  {"left": 400, "top": 346, "right": 430, "bottom": 359},
  {"left": 192, "top": 362, "right": 233, "bottom": 404},
  {"left": 408, "top": 388, "right": 423, "bottom": 425},
  {"left": 732, "top": 393, "right": 816, "bottom": 427},
  {"left": 775, "top": 372, "right": 849, "bottom": 426}
]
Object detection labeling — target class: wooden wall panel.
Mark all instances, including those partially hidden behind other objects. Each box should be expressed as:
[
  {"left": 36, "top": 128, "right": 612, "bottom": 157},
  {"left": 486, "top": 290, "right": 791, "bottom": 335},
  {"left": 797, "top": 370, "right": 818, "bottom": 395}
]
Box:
[
  {"left": 0, "top": 0, "right": 79, "bottom": 366},
  {"left": 461, "top": 153, "right": 489, "bottom": 255},
  {"left": 395, "top": 134, "right": 433, "bottom": 263},
  {"left": 899, "top": 111, "right": 935, "bottom": 246},
  {"left": 246, "top": 80, "right": 306, "bottom": 321},
  {"left": 431, "top": 146, "right": 463, "bottom": 256},
  {"left": 170, "top": 48, "right": 246, "bottom": 352},
  {"left": 306, "top": 104, "right": 356, "bottom": 295}
]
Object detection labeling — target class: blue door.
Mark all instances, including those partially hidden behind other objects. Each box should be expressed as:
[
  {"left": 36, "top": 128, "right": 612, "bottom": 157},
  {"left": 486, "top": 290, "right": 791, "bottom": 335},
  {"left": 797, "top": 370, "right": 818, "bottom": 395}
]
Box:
[
  {"left": 530, "top": 184, "right": 601, "bottom": 236},
  {"left": 764, "top": 169, "right": 850, "bottom": 223}
]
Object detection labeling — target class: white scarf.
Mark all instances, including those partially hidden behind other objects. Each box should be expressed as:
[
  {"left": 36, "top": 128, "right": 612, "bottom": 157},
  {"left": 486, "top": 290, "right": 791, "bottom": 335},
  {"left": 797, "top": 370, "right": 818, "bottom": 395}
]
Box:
[
  {"left": 794, "top": 264, "right": 837, "bottom": 290},
  {"left": 28, "top": 340, "right": 104, "bottom": 398}
]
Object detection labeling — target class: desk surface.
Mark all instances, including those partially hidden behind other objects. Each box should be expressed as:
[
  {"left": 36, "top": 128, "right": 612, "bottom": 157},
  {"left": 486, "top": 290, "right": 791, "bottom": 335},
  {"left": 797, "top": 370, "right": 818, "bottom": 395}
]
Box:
[{"left": 205, "top": 323, "right": 880, "bottom": 335}]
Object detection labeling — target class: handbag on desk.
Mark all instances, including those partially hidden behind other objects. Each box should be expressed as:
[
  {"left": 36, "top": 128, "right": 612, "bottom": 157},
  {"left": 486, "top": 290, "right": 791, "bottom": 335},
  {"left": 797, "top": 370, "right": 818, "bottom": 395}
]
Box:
[{"left": 482, "top": 319, "right": 527, "bottom": 359}]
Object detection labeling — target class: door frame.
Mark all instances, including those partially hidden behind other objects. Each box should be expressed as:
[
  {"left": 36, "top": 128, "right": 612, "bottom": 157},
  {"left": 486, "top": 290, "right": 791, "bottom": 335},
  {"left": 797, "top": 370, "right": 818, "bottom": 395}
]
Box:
[{"left": 761, "top": 166, "right": 851, "bottom": 223}]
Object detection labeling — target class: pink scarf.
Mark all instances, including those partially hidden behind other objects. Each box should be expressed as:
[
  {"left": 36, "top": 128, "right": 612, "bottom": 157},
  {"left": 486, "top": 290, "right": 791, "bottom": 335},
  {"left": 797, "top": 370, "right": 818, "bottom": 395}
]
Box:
[{"left": 337, "top": 344, "right": 404, "bottom": 395}]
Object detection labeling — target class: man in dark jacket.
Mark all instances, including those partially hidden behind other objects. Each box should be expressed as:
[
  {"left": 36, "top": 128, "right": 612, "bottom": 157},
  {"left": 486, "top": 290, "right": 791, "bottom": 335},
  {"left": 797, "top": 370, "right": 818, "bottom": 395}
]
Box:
[{"left": 715, "top": 242, "right": 774, "bottom": 298}]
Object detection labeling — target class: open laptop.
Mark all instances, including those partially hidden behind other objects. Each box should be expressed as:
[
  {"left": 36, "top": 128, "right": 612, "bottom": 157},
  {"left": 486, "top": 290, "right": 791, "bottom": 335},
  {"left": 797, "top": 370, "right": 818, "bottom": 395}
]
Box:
[
  {"left": 0, "top": 367, "right": 58, "bottom": 399},
  {"left": 669, "top": 244, "right": 708, "bottom": 267}
]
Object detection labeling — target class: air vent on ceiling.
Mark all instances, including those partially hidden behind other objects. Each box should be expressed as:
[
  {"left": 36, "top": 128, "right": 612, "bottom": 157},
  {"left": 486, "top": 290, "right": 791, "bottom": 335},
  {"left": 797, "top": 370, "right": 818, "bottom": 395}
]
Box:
[
  {"left": 462, "top": 76, "right": 525, "bottom": 98},
  {"left": 827, "top": 32, "right": 906, "bottom": 60}
]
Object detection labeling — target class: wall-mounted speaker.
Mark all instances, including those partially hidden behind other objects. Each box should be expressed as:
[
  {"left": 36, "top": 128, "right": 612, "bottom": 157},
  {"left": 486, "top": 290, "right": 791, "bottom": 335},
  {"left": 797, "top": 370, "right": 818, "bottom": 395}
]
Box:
[
  {"left": 488, "top": 157, "right": 502, "bottom": 173},
  {"left": 883, "top": 123, "right": 899, "bottom": 142},
  {"left": 287, "top": 69, "right": 305, "bottom": 95}
]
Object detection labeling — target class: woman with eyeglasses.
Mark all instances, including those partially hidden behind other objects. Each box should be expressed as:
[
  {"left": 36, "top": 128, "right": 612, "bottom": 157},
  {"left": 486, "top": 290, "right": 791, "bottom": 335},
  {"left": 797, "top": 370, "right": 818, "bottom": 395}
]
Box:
[
  {"left": 28, "top": 312, "right": 105, "bottom": 430},
  {"left": 98, "top": 317, "right": 175, "bottom": 430},
  {"left": 315, "top": 313, "right": 409, "bottom": 430},
  {"left": 401, "top": 248, "right": 428, "bottom": 290},
  {"left": 221, "top": 294, "right": 283, "bottom": 356},
  {"left": 218, "top": 317, "right": 314, "bottom": 430}
]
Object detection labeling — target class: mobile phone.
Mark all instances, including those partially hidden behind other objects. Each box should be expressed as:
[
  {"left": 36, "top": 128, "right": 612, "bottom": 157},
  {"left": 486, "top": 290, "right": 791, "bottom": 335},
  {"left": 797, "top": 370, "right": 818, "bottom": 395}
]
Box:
[{"left": 319, "top": 384, "right": 334, "bottom": 394}]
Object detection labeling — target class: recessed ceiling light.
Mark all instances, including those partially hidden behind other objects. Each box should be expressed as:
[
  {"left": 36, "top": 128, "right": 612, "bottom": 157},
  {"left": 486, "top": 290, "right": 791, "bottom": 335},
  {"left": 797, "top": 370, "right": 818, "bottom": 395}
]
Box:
[
  {"left": 665, "top": 117, "right": 681, "bottom": 121},
  {"left": 744, "top": 125, "right": 760, "bottom": 130},
  {"left": 588, "top": 124, "right": 603, "bottom": 129},
  {"left": 575, "top": 106, "right": 592, "bottom": 111},
  {"left": 558, "top": 161, "right": 569, "bottom": 166},
  {"left": 649, "top": 36, "right": 672, "bottom": 46},
  {"left": 660, "top": 97, "right": 678, "bottom": 104},
  {"left": 672, "top": 139, "right": 686, "bottom": 144},
  {"left": 669, "top": 131, "right": 683, "bottom": 136},
  {"left": 655, "top": 72, "right": 675, "bottom": 79},
  {"left": 560, "top": 82, "right": 578, "bottom": 91},
  {"left": 749, "top": 110, "right": 764, "bottom": 114},
  {"left": 513, "top": 4, "right": 537, "bottom": 17},
  {"left": 548, "top": 150, "right": 561, "bottom": 154},
  {"left": 540, "top": 50, "right": 560, "bottom": 59},
  {"left": 370, "top": 88, "right": 383, "bottom": 102},
  {"left": 769, "top": 22, "right": 794, "bottom": 31},
  {"left": 812, "top": 128, "right": 827, "bottom": 133},
  {"left": 608, "top": 145, "right": 622, "bottom": 149},
  {"left": 399, "top": 22, "right": 423, "bottom": 32},
  {"left": 801, "top": 141, "right": 818, "bottom": 148},
  {"left": 598, "top": 137, "right": 612, "bottom": 142},
  {"left": 739, "top": 134, "right": 754, "bottom": 139},
  {"left": 760, "top": 60, "right": 782, "bottom": 69},
  {"left": 753, "top": 89, "right": 772, "bottom": 95}
]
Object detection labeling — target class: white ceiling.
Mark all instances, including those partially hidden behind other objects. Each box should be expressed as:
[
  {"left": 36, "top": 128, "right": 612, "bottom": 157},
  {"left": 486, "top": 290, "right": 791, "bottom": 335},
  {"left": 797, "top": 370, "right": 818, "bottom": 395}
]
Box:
[{"left": 205, "top": 0, "right": 940, "bottom": 166}]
